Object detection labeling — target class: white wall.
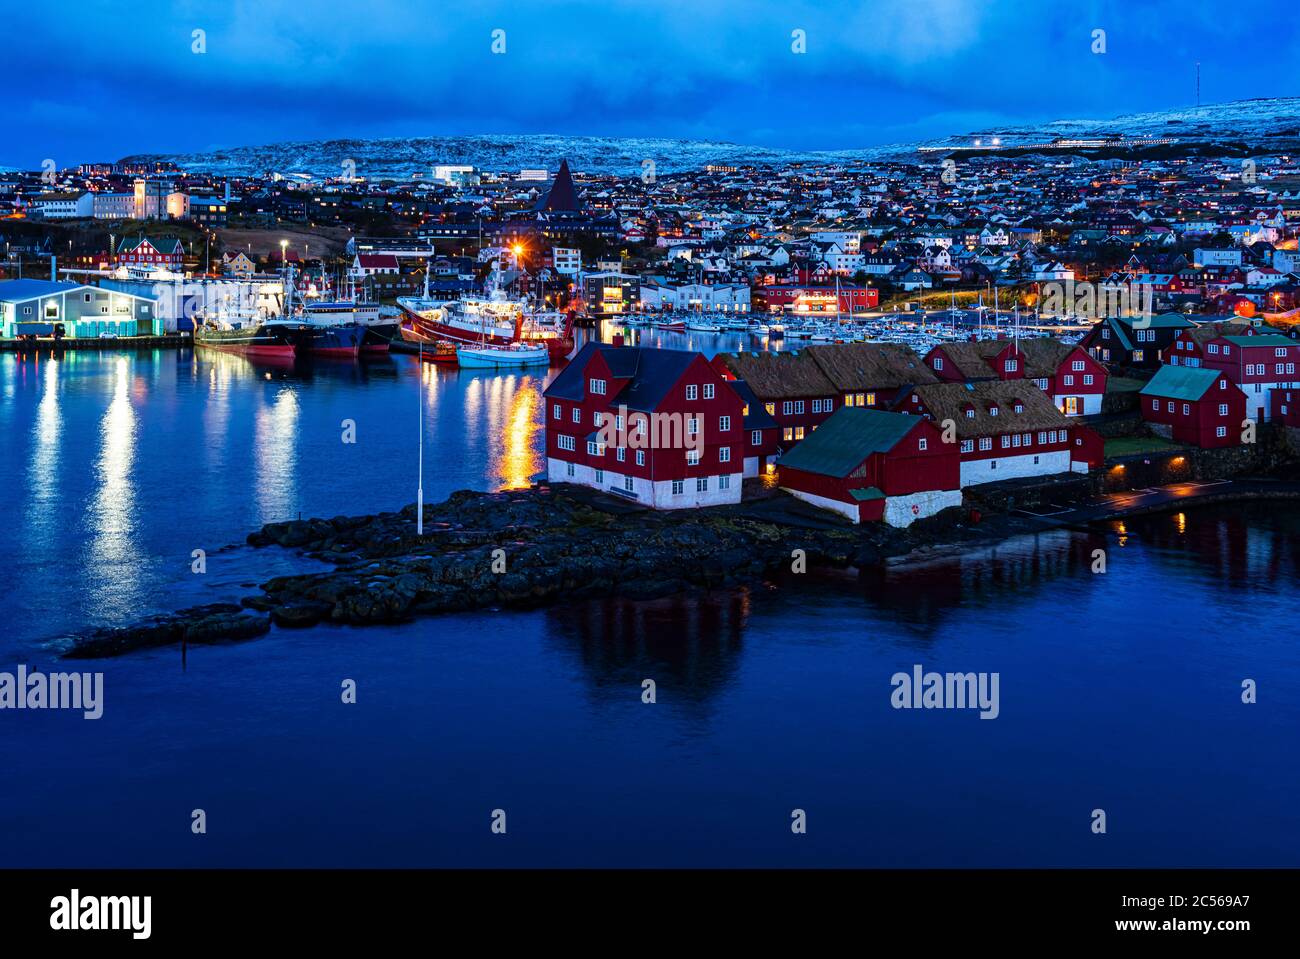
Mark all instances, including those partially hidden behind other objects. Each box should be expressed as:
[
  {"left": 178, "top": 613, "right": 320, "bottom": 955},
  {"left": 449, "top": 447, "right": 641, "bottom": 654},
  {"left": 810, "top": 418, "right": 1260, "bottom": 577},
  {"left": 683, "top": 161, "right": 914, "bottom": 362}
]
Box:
[
  {"left": 960, "top": 449, "right": 1072, "bottom": 487},
  {"left": 547, "top": 457, "right": 741, "bottom": 508},
  {"left": 883, "top": 489, "right": 962, "bottom": 527}
]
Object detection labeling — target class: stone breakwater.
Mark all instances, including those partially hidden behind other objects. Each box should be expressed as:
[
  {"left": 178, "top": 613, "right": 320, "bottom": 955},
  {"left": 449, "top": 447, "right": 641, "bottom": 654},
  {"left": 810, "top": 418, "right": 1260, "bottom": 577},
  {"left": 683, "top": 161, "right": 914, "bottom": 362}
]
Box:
[{"left": 62, "top": 484, "right": 1039, "bottom": 659}]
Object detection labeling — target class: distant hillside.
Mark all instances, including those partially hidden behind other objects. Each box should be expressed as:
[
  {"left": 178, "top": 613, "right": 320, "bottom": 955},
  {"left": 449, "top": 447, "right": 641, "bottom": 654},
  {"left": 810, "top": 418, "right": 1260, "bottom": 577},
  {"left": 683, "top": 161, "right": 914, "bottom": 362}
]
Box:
[{"left": 121, "top": 98, "right": 1300, "bottom": 178}]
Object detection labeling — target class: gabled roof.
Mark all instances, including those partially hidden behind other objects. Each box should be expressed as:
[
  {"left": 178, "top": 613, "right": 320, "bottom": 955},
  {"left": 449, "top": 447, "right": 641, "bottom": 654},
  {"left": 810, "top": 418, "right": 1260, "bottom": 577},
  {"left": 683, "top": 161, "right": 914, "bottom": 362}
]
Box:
[
  {"left": 778, "top": 407, "right": 922, "bottom": 478},
  {"left": 713, "top": 350, "right": 838, "bottom": 398},
  {"left": 911, "top": 380, "right": 1070, "bottom": 437},
  {"left": 0, "top": 279, "right": 86, "bottom": 303},
  {"left": 804, "top": 342, "right": 939, "bottom": 391},
  {"left": 1222, "top": 333, "right": 1294, "bottom": 348},
  {"left": 1140, "top": 364, "right": 1222, "bottom": 401},
  {"left": 536, "top": 159, "right": 581, "bottom": 213},
  {"left": 543, "top": 342, "right": 699, "bottom": 412}
]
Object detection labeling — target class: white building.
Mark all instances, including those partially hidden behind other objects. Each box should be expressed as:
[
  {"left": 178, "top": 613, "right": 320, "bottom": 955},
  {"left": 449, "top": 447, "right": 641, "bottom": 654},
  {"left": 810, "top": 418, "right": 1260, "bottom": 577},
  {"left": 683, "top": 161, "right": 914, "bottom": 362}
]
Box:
[
  {"left": 640, "top": 282, "right": 750, "bottom": 312},
  {"left": 93, "top": 193, "right": 135, "bottom": 219},
  {"left": 31, "top": 192, "right": 93, "bottom": 219}
]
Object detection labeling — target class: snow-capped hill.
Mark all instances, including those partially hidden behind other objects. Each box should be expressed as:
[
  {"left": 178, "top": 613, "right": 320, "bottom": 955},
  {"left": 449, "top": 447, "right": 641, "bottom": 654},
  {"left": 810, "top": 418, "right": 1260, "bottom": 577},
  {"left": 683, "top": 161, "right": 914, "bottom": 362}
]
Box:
[{"left": 122, "top": 98, "right": 1300, "bottom": 178}]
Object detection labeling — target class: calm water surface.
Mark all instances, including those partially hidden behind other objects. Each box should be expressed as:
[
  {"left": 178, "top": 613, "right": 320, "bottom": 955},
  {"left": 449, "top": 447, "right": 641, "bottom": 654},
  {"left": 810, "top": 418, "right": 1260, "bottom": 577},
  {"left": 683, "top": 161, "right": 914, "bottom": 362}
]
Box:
[{"left": 1, "top": 341, "right": 1297, "bottom": 867}]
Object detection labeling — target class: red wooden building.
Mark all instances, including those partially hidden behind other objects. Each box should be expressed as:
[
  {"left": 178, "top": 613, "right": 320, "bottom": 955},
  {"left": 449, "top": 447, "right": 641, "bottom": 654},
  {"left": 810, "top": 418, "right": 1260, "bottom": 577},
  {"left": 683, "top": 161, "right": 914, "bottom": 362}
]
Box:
[
  {"left": 543, "top": 343, "right": 747, "bottom": 508},
  {"left": 907, "top": 380, "right": 1095, "bottom": 487},
  {"left": 1139, "top": 365, "right": 1246, "bottom": 448},
  {"left": 711, "top": 342, "right": 938, "bottom": 446},
  {"left": 923, "top": 337, "right": 1107, "bottom": 415},
  {"left": 777, "top": 407, "right": 961, "bottom": 525},
  {"left": 116, "top": 235, "right": 183, "bottom": 269},
  {"left": 1162, "top": 323, "right": 1300, "bottom": 421}
]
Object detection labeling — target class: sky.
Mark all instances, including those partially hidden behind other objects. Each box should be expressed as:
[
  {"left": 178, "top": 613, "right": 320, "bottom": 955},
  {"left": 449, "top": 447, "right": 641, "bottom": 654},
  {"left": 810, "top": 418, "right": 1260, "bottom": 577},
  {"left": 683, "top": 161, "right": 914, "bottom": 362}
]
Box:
[{"left": 8, "top": 0, "right": 1300, "bottom": 167}]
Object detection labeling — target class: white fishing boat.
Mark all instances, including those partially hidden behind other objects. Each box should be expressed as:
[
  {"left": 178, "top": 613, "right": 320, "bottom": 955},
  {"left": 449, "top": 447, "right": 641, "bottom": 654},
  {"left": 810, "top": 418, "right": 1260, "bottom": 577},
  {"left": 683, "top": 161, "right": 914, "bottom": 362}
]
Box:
[
  {"left": 686, "top": 317, "right": 723, "bottom": 332},
  {"left": 456, "top": 342, "right": 550, "bottom": 368}
]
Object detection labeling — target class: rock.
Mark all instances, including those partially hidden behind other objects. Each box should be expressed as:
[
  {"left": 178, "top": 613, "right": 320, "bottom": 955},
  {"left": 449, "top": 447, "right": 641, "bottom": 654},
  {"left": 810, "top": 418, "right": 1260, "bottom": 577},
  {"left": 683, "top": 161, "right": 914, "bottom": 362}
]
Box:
[{"left": 271, "top": 602, "right": 331, "bottom": 628}]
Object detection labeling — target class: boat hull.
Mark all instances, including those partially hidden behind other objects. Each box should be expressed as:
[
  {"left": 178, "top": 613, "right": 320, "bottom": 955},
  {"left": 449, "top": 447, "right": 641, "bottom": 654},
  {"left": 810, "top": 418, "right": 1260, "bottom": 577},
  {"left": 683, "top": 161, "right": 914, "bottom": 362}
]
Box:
[
  {"left": 301, "top": 323, "right": 365, "bottom": 357},
  {"left": 194, "top": 324, "right": 298, "bottom": 358},
  {"left": 399, "top": 304, "right": 572, "bottom": 360},
  {"left": 456, "top": 346, "right": 550, "bottom": 369}
]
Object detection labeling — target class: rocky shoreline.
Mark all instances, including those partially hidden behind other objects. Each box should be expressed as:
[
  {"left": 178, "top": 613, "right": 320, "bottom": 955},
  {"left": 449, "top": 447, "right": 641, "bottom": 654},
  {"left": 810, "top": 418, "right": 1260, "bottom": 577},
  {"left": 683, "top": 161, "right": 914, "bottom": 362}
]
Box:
[{"left": 62, "top": 483, "right": 1050, "bottom": 659}]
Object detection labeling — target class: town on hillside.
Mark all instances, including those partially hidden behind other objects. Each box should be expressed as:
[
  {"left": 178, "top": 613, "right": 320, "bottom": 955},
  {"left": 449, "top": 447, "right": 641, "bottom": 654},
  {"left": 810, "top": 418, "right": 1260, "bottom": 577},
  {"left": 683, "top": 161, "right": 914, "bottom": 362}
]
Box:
[{"left": 4, "top": 149, "right": 1300, "bottom": 526}]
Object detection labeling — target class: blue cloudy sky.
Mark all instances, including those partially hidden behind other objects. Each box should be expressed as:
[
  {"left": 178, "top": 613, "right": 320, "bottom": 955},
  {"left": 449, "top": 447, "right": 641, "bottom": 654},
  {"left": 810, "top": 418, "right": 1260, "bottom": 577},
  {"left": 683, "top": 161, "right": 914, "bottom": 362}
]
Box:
[{"left": 9, "top": 0, "right": 1299, "bottom": 166}]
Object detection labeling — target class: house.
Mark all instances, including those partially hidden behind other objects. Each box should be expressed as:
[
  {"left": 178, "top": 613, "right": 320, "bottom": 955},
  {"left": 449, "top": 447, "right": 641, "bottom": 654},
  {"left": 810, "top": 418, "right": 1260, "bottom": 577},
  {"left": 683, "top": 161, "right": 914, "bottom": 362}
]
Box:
[
  {"left": 0, "top": 279, "right": 158, "bottom": 338},
  {"left": 1139, "top": 366, "right": 1246, "bottom": 448},
  {"left": 31, "top": 191, "right": 93, "bottom": 219},
  {"left": 777, "top": 407, "right": 961, "bottom": 526},
  {"left": 543, "top": 343, "right": 745, "bottom": 508},
  {"left": 1079, "top": 314, "right": 1196, "bottom": 370},
  {"left": 923, "top": 338, "right": 1108, "bottom": 415},
  {"left": 222, "top": 251, "right": 256, "bottom": 276},
  {"left": 711, "top": 342, "right": 938, "bottom": 445},
  {"left": 116, "top": 235, "right": 183, "bottom": 270},
  {"left": 1163, "top": 327, "right": 1300, "bottom": 421},
  {"left": 727, "top": 378, "right": 781, "bottom": 477},
  {"left": 907, "top": 380, "right": 1091, "bottom": 487},
  {"left": 351, "top": 253, "right": 399, "bottom": 276}
]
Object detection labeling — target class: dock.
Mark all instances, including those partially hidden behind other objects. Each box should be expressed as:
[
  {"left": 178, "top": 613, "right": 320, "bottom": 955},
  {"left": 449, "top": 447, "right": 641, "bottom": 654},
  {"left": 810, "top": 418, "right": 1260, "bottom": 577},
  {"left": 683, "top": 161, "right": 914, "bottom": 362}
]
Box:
[{"left": 0, "top": 334, "right": 191, "bottom": 352}]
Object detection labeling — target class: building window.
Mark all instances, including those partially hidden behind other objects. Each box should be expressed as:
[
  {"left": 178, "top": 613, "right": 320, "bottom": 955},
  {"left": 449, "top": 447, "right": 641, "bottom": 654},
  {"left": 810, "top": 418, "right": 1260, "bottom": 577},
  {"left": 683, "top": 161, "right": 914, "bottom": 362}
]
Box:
[
  {"left": 595, "top": 469, "right": 604, "bottom": 484},
  {"left": 1218, "top": 404, "right": 1228, "bottom": 416},
  {"left": 572, "top": 408, "right": 581, "bottom": 423},
  {"left": 624, "top": 475, "right": 635, "bottom": 492},
  {"left": 552, "top": 404, "right": 561, "bottom": 419},
  {"left": 696, "top": 477, "right": 708, "bottom": 493},
  {"left": 1152, "top": 399, "right": 1159, "bottom": 410},
  {"left": 672, "top": 480, "right": 684, "bottom": 495},
  {"left": 593, "top": 412, "right": 604, "bottom": 427},
  {"left": 719, "top": 415, "right": 731, "bottom": 432},
  {"left": 589, "top": 378, "right": 606, "bottom": 395},
  {"left": 1072, "top": 360, "right": 1085, "bottom": 371},
  {"left": 636, "top": 450, "right": 645, "bottom": 466},
  {"left": 933, "top": 357, "right": 944, "bottom": 370},
  {"left": 1182, "top": 403, "right": 1190, "bottom": 415},
  {"left": 616, "top": 448, "right": 626, "bottom": 462},
  {"left": 794, "top": 426, "right": 805, "bottom": 440},
  {"left": 918, "top": 437, "right": 927, "bottom": 451},
  {"left": 687, "top": 417, "right": 699, "bottom": 436},
  {"left": 765, "top": 402, "right": 775, "bottom": 416},
  {"left": 1083, "top": 374, "right": 1093, "bottom": 385},
  {"left": 587, "top": 441, "right": 605, "bottom": 456},
  {"left": 719, "top": 475, "right": 730, "bottom": 490},
  {"left": 751, "top": 429, "right": 761, "bottom": 446},
  {"left": 794, "top": 401, "right": 805, "bottom": 414},
  {"left": 687, "top": 449, "right": 701, "bottom": 466},
  {"left": 782, "top": 427, "right": 793, "bottom": 441},
  {"left": 1167, "top": 401, "right": 1175, "bottom": 413},
  {"left": 719, "top": 446, "right": 731, "bottom": 463},
  {"left": 960, "top": 439, "right": 974, "bottom": 453},
  {"left": 1063, "top": 375, "right": 1074, "bottom": 386},
  {"left": 686, "top": 385, "right": 698, "bottom": 401},
  {"left": 979, "top": 437, "right": 992, "bottom": 451},
  {"left": 1001, "top": 435, "right": 1011, "bottom": 449},
  {"left": 782, "top": 401, "right": 793, "bottom": 415},
  {"left": 1005, "top": 359, "right": 1018, "bottom": 372},
  {"left": 703, "top": 383, "right": 715, "bottom": 399},
  {"left": 557, "top": 435, "right": 576, "bottom": 452},
  {"left": 1216, "top": 426, "right": 1227, "bottom": 438}
]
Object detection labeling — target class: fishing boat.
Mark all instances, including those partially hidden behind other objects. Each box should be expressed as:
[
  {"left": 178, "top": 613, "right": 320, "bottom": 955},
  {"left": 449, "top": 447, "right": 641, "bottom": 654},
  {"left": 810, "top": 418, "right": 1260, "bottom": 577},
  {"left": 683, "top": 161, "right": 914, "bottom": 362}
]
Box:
[
  {"left": 456, "top": 342, "right": 550, "bottom": 368},
  {"left": 685, "top": 316, "right": 722, "bottom": 332},
  {"left": 397, "top": 268, "right": 573, "bottom": 360},
  {"left": 655, "top": 318, "right": 687, "bottom": 332},
  {"left": 193, "top": 308, "right": 301, "bottom": 358}
]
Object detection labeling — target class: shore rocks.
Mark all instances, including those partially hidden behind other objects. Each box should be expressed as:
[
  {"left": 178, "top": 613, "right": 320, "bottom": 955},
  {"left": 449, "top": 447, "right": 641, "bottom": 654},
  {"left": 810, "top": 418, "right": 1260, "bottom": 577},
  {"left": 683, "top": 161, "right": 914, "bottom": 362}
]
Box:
[
  {"left": 66, "top": 604, "right": 270, "bottom": 659},
  {"left": 63, "top": 483, "right": 1047, "bottom": 659}
]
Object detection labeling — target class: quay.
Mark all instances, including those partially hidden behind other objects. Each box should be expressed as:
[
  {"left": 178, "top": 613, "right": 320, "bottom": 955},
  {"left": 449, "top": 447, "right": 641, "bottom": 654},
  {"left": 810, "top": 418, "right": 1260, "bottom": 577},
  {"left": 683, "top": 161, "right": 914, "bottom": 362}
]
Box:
[{"left": 0, "top": 334, "right": 191, "bottom": 352}]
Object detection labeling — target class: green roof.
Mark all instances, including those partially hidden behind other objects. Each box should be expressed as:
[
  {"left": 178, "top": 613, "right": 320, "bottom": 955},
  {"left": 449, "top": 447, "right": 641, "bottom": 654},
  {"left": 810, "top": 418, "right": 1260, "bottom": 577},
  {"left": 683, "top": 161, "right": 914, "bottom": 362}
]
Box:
[
  {"left": 1139, "top": 365, "right": 1221, "bottom": 401},
  {"left": 1222, "top": 334, "right": 1294, "bottom": 347},
  {"left": 848, "top": 487, "right": 885, "bottom": 501},
  {"left": 777, "top": 407, "right": 920, "bottom": 478}
]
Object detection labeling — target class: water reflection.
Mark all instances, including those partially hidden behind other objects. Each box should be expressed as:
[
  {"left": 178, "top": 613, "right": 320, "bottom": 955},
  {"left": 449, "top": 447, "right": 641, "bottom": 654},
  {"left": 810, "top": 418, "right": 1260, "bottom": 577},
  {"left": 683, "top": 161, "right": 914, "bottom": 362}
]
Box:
[
  {"left": 88, "top": 356, "right": 143, "bottom": 618},
  {"left": 26, "top": 357, "right": 62, "bottom": 538},
  {"left": 544, "top": 590, "right": 750, "bottom": 710},
  {"left": 253, "top": 386, "right": 300, "bottom": 523}
]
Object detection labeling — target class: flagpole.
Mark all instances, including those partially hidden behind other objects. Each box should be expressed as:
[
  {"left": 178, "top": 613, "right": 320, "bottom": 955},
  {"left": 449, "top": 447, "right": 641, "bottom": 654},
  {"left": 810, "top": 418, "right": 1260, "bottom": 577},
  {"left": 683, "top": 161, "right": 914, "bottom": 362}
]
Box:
[{"left": 417, "top": 343, "right": 424, "bottom": 536}]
